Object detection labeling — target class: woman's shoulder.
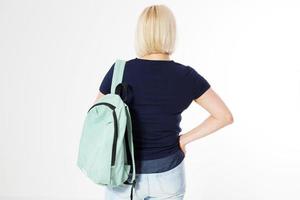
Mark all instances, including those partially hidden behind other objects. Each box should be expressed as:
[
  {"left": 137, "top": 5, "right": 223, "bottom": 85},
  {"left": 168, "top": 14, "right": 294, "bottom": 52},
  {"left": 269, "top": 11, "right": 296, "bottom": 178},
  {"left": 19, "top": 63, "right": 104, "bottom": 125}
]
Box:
[{"left": 125, "top": 57, "right": 191, "bottom": 70}]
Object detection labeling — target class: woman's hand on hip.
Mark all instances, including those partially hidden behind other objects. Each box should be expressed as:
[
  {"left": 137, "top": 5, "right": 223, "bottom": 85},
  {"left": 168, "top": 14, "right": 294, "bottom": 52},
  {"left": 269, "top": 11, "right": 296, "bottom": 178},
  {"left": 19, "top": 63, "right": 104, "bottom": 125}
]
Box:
[{"left": 179, "top": 134, "right": 187, "bottom": 156}]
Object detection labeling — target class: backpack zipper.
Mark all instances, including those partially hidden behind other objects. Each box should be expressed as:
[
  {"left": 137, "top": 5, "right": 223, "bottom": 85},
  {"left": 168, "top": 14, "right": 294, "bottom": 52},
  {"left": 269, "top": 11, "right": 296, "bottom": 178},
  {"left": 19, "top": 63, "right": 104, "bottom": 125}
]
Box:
[
  {"left": 88, "top": 102, "right": 115, "bottom": 112},
  {"left": 87, "top": 102, "right": 118, "bottom": 166}
]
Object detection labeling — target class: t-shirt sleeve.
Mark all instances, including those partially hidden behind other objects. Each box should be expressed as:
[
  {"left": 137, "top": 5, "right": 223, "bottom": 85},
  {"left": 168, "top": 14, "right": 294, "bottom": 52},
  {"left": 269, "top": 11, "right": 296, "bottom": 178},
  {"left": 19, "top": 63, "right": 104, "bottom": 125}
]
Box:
[
  {"left": 187, "top": 66, "right": 211, "bottom": 100},
  {"left": 99, "top": 62, "right": 115, "bottom": 94}
]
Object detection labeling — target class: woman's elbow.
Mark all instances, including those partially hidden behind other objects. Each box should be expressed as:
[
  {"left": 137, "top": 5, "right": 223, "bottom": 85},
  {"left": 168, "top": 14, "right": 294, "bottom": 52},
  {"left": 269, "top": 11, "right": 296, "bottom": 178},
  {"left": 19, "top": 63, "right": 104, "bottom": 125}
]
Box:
[{"left": 224, "top": 113, "right": 234, "bottom": 124}]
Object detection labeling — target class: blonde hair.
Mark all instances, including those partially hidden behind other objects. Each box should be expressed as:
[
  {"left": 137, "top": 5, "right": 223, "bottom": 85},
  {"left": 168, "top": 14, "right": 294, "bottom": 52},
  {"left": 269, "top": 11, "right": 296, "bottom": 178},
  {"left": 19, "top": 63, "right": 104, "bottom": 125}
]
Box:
[{"left": 134, "top": 4, "right": 177, "bottom": 57}]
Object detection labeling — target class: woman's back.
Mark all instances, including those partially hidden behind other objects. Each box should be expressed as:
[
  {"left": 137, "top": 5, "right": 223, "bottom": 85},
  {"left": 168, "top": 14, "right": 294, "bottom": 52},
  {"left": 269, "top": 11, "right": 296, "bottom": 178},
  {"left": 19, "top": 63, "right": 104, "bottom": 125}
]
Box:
[{"left": 99, "top": 57, "right": 211, "bottom": 161}]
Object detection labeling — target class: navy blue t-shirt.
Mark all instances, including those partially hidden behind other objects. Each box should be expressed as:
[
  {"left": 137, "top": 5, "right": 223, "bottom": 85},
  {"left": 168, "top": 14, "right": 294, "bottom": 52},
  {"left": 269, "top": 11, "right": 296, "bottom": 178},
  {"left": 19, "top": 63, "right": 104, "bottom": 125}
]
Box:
[{"left": 99, "top": 57, "right": 211, "bottom": 161}]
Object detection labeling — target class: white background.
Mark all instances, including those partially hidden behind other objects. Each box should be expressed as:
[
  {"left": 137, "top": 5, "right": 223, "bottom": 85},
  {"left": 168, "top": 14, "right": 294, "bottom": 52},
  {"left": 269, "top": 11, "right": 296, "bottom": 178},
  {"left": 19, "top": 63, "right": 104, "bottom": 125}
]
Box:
[{"left": 0, "top": 0, "right": 299, "bottom": 199}]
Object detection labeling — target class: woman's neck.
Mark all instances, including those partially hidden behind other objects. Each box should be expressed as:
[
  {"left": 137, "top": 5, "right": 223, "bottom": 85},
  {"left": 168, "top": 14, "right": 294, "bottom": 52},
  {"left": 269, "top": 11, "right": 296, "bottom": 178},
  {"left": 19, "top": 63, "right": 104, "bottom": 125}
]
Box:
[{"left": 140, "top": 53, "right": 171, "bottom": 61}]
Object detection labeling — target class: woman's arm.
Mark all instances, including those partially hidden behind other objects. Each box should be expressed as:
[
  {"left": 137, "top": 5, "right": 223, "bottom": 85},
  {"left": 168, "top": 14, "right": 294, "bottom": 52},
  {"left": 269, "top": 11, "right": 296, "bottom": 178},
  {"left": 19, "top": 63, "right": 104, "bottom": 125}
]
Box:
[
  {"left": 179, "top": 87, "right": 234, "bottom": 153},
  {"left": 92, "top": 91, "right": 105, "bottom": 104}
]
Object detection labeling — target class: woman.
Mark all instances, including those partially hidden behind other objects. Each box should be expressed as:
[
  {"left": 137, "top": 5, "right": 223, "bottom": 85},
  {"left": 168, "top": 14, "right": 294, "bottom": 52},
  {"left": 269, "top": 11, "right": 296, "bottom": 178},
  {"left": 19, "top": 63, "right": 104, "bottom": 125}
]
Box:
[{"left": 95, "top": 4, "right": 234, "bottom": 200}]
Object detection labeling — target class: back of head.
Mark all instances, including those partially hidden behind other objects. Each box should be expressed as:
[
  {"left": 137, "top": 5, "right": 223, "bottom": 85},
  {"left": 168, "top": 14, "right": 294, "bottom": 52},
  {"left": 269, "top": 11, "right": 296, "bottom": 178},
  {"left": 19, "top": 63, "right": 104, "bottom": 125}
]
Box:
[{"left": 134, "top": 4, "right": 177, "bottom": 57}]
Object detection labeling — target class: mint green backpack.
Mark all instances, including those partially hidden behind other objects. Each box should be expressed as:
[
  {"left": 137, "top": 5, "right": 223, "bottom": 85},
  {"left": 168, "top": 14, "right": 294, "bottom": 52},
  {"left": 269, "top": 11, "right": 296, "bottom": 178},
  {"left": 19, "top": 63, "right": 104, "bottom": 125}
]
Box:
[{"left": 77, "top": 59, "right": 136, "bottom": 199}]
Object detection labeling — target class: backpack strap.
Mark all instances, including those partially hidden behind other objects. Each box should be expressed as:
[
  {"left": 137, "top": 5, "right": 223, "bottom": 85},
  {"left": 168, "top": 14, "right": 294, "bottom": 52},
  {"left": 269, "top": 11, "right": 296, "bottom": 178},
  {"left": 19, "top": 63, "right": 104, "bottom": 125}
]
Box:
[
  {"left": 123, "top": 108, "right": 136, "bottom": 199},
  {"left": 111, "top": 59, "right": 126, "bottom": 94}
]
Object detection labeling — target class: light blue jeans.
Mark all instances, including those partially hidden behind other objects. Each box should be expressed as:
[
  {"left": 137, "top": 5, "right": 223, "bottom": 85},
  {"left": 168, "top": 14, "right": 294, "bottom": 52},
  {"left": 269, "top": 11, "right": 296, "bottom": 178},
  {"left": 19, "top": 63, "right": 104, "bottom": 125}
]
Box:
[{"left": 104, "top": 159, "right": 186, "bottom": 199}]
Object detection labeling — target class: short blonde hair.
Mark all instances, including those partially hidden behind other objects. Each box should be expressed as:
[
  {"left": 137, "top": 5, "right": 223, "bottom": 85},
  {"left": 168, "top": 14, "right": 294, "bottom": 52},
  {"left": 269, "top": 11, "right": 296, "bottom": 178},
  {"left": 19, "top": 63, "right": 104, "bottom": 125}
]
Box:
[{"left": 134, "top": 4, "right": 177, "bottom": 57}]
